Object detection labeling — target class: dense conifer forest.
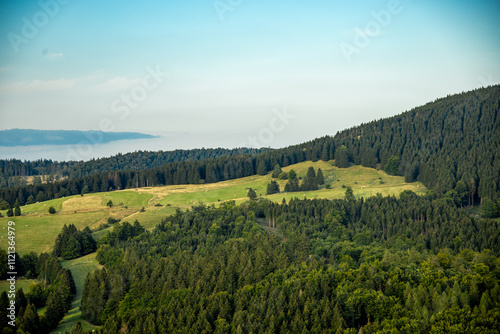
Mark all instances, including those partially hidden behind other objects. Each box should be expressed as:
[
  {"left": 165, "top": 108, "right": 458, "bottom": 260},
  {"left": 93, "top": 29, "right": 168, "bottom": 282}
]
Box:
[
  {"left": 78, "top": 194, "right": 500, "bottom": 333},
  {"left": 0, "top": 148, "right": 269, "bottom": 189}
]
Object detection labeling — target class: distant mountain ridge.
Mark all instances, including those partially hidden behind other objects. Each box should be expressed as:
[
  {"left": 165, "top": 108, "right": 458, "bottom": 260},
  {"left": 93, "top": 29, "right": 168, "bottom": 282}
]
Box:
[{"left": 0, "top": 129, "right": 158, "bottom": 147}]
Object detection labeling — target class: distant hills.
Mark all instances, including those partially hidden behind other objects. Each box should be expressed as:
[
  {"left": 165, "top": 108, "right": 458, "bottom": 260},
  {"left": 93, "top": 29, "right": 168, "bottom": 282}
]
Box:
[{"left": 0, "top": 129, "right": 159, "bottom": 147}]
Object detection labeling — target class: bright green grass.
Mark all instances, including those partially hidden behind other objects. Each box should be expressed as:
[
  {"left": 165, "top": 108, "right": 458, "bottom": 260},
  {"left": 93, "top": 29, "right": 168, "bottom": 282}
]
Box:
[
  {"left": 0, "top": 278, "right": 37, "bottom": 295},
  {"left": 0, "top": 211, "right": 111, "bottom": 255},
  {"left": 100, "top": 190, "right": 153, "bottom": 207},
  {"left": 0, "top": 195, "right": 77, "bottom": 217},
  {"left": 51, "top": 252, "right": 102, "bottom": 334}
]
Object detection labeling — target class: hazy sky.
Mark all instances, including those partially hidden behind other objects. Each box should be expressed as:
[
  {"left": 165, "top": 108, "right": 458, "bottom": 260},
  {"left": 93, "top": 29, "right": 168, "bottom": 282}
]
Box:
[{"left": 0, "top": 0, "right": 499, "bottom": 154}]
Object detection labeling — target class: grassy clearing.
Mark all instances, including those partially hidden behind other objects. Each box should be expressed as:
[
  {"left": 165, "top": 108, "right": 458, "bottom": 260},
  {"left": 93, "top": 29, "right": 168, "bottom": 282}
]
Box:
[
  {"left": 100, "top": 191, "right": 153, "bottom": 208},
  {"left": 51, "top": 252, "right": 102, "bottom": 334}
]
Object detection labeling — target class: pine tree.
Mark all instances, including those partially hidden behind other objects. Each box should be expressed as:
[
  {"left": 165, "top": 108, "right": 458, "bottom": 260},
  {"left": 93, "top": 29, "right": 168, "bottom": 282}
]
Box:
[
  {"left": 301, "top": 167, "right": 318, "bottom": 191},
  {"left": 481, "top": 198, "right": 499, "bottom": 218},
  {"left": 257, "top": 160, "right": 267, "bottom": 176},
  {"left": 454, "top": 181, "right": 468, "bottom": 207},
  {"left": 267, "top": 181, "right": 280, "bottom": 195},
  {"left": 384, "top": 156, "right": 400, "bottom": 176},
  {"left": 19, "top": 303, "right": 40, "bottom": 334},
  {"left": 335, "top": 145, "right": 350, "bottom": 168},
  {"left": 345, "top": 186, "right": 355, "bottom": 201},
  {"left": 316, "top": 168, "right": 324, "bottom": 185},
  {"left": 247, "top": 188, "right": 257, "bottom": 200},
  {"left": 288, "top": 169, "right": 297, "bottom": 180},
  {"left": 285, "top": 178, "right": 300, "bottom": 192},
  {"left": 271, "top": 164, "right": 282, "bottom": 178},
  {"left": 14, "top": 200, "right": 21, "bottom": 216}
]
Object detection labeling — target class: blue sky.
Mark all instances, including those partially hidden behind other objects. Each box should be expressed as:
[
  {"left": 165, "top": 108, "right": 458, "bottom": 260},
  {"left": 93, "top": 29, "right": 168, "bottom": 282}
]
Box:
[{"left": 0, "top": 0, "right": 499, "bottom": 156}]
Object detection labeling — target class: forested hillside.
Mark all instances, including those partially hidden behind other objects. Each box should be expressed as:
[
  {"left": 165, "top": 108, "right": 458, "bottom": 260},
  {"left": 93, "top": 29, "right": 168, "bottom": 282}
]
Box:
[
  {"left": 80, "top": 194, "right": 500, "bottom": 333},
  {"left": 0, "top": 85, "right": 498, "bottom": 208},
  {"left": 334, "top": 85, "right": 500, "bottom": 202}
]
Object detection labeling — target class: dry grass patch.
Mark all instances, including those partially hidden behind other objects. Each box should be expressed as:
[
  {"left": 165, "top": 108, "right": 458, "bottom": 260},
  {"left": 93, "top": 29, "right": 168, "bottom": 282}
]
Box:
[{"left": 62, "top": 195, "right": 103, "bottom": 212}]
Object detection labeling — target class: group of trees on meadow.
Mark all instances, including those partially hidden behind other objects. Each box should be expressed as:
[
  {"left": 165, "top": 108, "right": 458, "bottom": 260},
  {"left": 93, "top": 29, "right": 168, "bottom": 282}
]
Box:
[
  {"left": 77, "top": 192, "right": 500, "bottom": 333},
  {"left": 53, "top": 224, "right": 97, "bottom": 260}
]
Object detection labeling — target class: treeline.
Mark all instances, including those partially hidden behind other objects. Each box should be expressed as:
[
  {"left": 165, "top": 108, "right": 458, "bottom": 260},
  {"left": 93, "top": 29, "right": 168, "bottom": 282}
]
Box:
[
  {"left": 1, "top": 85, "right": 499, "bottom": 207},
  {"left": 0, "top": 142, "right": 326, "bottom": 206},
  {"left": 0, "top": 147, "right": 269, "bottom": 188},
  {"left": 0, "top": 251, "right": 76, "bottom": 333},
  {"left": 78, "top": 194, "right": 500, "bottom": 333}
]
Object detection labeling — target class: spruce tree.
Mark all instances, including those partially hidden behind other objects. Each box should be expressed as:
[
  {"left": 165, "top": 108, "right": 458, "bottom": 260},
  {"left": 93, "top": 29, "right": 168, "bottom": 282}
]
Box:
[
  {"left": 335, "top": 145, "right": 350, "bottom": 168},
  {"left": 267, "top": 181, "right": 280, "bottom": 195},
  {"left": 285, "top": 178, "right": 300, "bottom": 192},
  {"left": 247, "top": 188, "right": 257, "bottom": 200},
  {"left": 316, "top": 168, "right": 324, "bottom": 185},
  {"left": 257, "top": 160, "right": 267, "bottom": 176},
  {"left": 345, "top": 186, "right": 355, "bottom": 201},
  {"left": 14, "top": 204, "right": 21, "bottom": 216},
  {"left": 481, "top": 198, "right": 499, "bottom": 218},
  {"left": 271, "top": 164, "right": 282, "bottom": 178},
  {"left": 19, "top": 303, "right": 40, "bottom": 334},
  {"left": 384, "top": 156, "right": 400, "bottom": 176}
]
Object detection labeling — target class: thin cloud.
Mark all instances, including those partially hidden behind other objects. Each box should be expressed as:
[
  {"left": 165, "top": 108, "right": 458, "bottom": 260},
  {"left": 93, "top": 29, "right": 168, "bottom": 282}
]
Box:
[
  {"left": 45, "top": 52, "right": 65, "bottom": 60},
  {"left": 0, "top": 72, "right": 122, "bottom": 95},
  {"left": 93, "top": 76, "right": 143, "bottom": 92}
]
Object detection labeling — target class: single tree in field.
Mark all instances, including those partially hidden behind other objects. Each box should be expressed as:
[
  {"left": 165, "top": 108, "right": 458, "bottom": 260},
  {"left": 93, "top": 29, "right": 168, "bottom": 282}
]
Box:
[
  {"left": 107, "top": 200, "right": 113, "bottom": 208},
  {"left": 247, "top": 188, "right": 257, "bottom": 200},
  {"left": 271, "top": 164, "right": 282, "bottom": 178},
  {"left": 316, "top": 168, "right": 325, "bottom": 185},
  {"left": 345, "top": 186, "right": 355, "bottom": 201},
  {"left": 7, "top": 206, "right": 14, "bottom": 217},
  {"left": 14, "top": 200, "right": 21, "bottom": 216},
  {"left": 48, "top": 206, "right": 56, "bottom": 214},
  {"left": 267, "top": 181, "right": 280, "bottom": 195}
]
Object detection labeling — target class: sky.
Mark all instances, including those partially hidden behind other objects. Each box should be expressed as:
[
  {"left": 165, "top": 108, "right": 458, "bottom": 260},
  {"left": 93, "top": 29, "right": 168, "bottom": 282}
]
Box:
[{"left": 0, "top": 0, "right": 499, "bottom": 160}]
